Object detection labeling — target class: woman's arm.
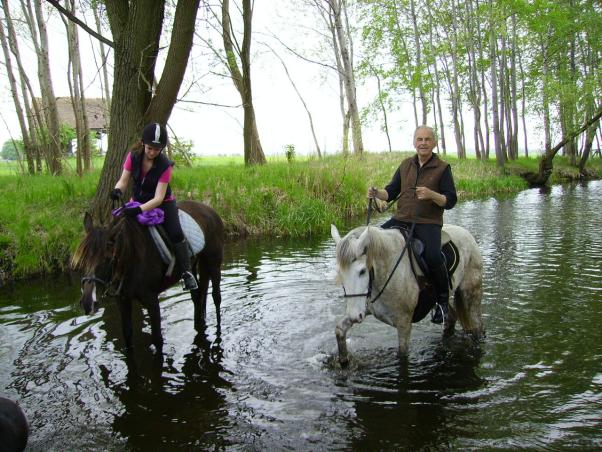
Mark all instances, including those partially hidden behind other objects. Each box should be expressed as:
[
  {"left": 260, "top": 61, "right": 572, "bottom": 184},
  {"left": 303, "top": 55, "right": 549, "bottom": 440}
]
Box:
[
  {"left": 114, "top": 168, "right": 131, "bottom": 192},
  {"left": 139, "top": 182, "right": 168, "bottom": 211}
]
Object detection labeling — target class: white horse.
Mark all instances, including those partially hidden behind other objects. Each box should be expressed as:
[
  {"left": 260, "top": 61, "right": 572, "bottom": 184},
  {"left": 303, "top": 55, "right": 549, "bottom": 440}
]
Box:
[{"left": 331, "top": 224, "right": 484, "bottom": 365}]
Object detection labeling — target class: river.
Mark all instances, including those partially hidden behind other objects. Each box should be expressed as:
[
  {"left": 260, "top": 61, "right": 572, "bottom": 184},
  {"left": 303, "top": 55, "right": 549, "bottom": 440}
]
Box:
[{"left": 1, "top": 181, "right": 601, "bottom": 450}]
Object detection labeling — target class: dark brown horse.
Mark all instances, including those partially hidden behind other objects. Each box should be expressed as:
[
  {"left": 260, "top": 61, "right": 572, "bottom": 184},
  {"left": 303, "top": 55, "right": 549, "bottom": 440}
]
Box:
[{"left": 72, "top": 200, "right": 224, "bottom": 352}]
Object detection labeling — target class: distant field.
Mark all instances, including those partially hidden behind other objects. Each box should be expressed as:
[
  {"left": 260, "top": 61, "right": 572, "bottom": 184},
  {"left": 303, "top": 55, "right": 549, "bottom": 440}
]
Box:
[
  {"left": 0, "top": 153, "right": 305, "bottom": 174},
  {"left": 0, "top": 160, "right": 21, "bottom": 175}
]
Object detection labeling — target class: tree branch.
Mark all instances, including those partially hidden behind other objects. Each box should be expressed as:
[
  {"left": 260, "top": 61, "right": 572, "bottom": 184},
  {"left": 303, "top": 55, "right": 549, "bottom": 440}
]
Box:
[{"left": 45, "top": 0, "right": 114, "bottom": 48}]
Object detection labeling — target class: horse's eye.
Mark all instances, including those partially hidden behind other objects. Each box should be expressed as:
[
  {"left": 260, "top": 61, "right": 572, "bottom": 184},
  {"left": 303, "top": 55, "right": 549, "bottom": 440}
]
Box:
[{"left": 359, "top": 268, "right": 366, "bottom": 276}]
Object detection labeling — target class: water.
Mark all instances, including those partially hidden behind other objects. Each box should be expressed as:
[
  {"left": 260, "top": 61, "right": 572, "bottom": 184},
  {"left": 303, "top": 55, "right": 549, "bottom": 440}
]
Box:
[{"left": 1, "top": 181, "right": 601, "bottom": 450}]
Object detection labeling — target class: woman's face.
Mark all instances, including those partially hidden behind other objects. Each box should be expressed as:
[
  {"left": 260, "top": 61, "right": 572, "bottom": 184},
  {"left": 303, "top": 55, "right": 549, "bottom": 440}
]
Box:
[{"left": 144, "top": 143, "right": 162, "bottom": 160}]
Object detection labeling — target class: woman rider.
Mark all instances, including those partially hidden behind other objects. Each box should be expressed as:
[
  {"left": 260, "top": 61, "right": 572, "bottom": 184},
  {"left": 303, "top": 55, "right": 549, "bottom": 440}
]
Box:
[{"left": 110, "top": 122, "right": 198, "bottom": 291}]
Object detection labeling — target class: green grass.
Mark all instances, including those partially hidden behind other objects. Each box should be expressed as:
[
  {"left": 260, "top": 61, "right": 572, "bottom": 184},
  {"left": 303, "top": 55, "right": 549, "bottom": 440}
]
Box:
[{"left": 1, "top": 151, "right": 600, "bottom": 281}]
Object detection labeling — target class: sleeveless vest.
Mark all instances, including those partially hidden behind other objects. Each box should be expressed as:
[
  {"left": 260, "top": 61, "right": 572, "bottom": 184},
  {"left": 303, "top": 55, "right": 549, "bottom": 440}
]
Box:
[
  {"left": 394, "top": 154, "right": 449, "bottom": 225},
  {"left": 130, "top": 151, "right": 173, "bottom": 203}
]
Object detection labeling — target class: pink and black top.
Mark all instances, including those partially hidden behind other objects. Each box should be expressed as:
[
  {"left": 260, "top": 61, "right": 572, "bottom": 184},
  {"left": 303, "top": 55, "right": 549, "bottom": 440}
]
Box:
[{"left": 124, "top": 152, "right": 176, "bottom": 203}]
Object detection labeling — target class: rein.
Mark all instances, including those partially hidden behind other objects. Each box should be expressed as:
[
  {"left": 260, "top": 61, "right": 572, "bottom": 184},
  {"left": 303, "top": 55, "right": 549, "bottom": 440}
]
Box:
[
  {"left": 367, "top": 221, "right": 415, "bottom": 306},
  {"left": 343, "top": 193, "right": 417, "bottom": 305}
]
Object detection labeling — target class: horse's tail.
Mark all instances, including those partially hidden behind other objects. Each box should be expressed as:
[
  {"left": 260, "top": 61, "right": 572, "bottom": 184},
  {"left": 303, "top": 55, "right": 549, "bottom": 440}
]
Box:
[{"left": 453, "top": 227, "right": 484, "bottom": 337}]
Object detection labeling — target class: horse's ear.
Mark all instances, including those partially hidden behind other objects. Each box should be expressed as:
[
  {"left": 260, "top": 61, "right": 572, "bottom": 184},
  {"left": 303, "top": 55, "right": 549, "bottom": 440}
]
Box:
[
  {"left": 84, "top": 212, "right": 94, "bottom": 233},
  {"left": 357, "top": 227, "right": 370, "bottom": 256},
  {"left": 331, "top": 224, "right": 341, "bottom": 244}
]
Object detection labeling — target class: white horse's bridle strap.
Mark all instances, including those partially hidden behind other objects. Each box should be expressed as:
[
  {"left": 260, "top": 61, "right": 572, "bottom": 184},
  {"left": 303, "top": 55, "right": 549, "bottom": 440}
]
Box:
[{"left": 342, "top": 268, "right": 374, "bottom": 298}]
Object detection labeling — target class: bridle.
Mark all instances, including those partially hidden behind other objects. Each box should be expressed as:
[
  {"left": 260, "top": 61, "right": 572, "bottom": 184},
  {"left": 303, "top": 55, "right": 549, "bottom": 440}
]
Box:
[
  {"left": 342, "top": 267, "right": 375, "bottom": 299},
  {"left": 339, "top": 194, "right": 418, "bottom": 306},
  {"left": 340, "top": 223, "right": 415, "bottom": 306},
  {"left": 80, "top": 253, "right": 123, "bottom": 298}
]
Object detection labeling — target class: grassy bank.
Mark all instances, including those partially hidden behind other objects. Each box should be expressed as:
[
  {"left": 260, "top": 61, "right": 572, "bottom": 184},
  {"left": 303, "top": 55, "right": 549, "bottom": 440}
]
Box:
[{"left": 1, "top": 152, "right": 600, "bottom": 282}]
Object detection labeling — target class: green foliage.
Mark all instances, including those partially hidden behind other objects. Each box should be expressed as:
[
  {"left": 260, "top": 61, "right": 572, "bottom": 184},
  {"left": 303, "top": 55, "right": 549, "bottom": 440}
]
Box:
[
  {"left": 169, "top": 137, "right": 195, "bottom": 167},
  {"left": 1, "top": 139, "right": 23, "bottom": 161},
  {"left": 284, "top": 144, "right": 296, "bottom": 163},
  {"left": 58, "top": 124, "right": 77, "bottom": 154},
  {"left": 1, "top": 152, "right": 600, "bottom": 281}
]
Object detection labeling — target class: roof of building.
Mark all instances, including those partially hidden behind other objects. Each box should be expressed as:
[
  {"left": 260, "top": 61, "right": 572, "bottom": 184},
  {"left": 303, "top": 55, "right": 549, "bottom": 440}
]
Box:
[{"left": 35, "top": 97, "right": 109, "bottom": 131}]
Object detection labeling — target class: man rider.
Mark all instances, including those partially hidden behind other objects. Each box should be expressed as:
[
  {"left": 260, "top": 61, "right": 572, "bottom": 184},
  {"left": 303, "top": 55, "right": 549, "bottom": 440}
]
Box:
[{"left": 368, "top": 125, "right": 457, "bottom": 324}]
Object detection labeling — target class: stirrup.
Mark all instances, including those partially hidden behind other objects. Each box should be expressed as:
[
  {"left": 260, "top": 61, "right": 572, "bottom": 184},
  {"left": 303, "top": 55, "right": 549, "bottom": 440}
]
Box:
[
  {"left": 181, "top": 271, "right": 198, "bottom": 291},
  {"left": 431, "top": 303, "right": 447, "bottom": 324}
]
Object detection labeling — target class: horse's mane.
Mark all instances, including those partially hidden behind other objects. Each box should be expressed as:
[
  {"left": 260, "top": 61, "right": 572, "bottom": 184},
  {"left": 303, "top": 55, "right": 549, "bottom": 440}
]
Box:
[
  {"left": 110, "top": 217, "right": 147, "bottom": 279},
  {"left": 336, "top": 226, "right": 401, "bottom": 269},
  {"left": 71, "top": 225, "right": 109, "bottom": 273},
  {"left": 336, "top": 226, "right": 366, "bottom": 268},
  {"left": 71, "top": 217, "right": 147, "bottom": 277}
]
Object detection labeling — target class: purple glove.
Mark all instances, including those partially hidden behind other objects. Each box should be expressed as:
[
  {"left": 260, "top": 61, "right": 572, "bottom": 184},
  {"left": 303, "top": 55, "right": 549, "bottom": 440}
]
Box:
[{"left": 122, "top": 206, "right": 142, "bottom": 218}]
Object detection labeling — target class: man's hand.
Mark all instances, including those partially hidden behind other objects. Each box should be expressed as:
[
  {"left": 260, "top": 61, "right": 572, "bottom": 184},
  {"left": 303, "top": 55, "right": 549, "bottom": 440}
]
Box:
[
  {"left": 367, "top": 186, "right": 387, "bottom": 201},
  {"left": 416, "top": 186, "right": 446, "bottom": 206}
]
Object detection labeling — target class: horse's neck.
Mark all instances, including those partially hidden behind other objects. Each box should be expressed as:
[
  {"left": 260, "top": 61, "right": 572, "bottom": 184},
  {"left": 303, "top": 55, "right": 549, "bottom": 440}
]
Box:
[{"left": 374, "top": 229, "right": 414, "bottom": 283}]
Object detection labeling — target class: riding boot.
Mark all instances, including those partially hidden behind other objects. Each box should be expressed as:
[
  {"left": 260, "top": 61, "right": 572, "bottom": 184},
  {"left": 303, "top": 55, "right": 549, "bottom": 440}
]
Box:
[
  {"left": 173, "top": 240, "right": 198, "bottom": 291},
  {"left": 430, "top": 263, "right": 450, "bottom": 324}
]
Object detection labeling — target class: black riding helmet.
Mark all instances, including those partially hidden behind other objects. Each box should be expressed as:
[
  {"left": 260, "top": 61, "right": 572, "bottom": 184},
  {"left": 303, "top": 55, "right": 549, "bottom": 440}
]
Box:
[{"left": 141, "top": 122, "right": 168, "bottom": 148}]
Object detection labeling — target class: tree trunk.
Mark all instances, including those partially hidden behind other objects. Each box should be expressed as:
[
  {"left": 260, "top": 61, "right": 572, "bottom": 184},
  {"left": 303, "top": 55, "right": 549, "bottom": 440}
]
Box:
[
  {"left": 373, "top": 69, "right": 392, "bottom": 152},
  {"left": 0, "top": 3, "right": 34, "bottom": 174},
  {"left": 24, "top": 0, "right": 62, "bottom": 175},
  {"left": 221, "top": 0, "right": 266, "bottom": 165},
  {"left": 409, "top": 0, "right": 427, "bottom": 124},
  {"left": 427, "top": 9, "right": 446, "bottom": 155},
  {"left": 509, "top": 14, "right": 519, "bottom": 160},
  {"left": 271, "top": 47, "right": 322, "bottom": 157},
  {"left": 92, "top": 4, "right": 111, "bottom": 114},
  {"left": 578, "top": 119, "right": 598, "bottom": 175},
  {"left": 330, "top": 0, "right": 363, "bottom": 155},
  {"left": 489, "top": 0, "right": 503, "bottom": 167},
  {"left": 517, "top": 40, "right": 528, "bottom": 157},
  {"left": 541, "top": 38, "right": 551, "bottom": 153},
  {"left": 64, "top": 0, "right": 91, "bottom": 175},
  {"left": 526, "top": 106, "right": 602, "bottom": 186}
]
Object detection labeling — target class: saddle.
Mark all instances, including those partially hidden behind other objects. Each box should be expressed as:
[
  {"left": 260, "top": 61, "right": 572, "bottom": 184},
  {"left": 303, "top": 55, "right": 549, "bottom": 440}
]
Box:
[
  {"left": 148, "top": 209, "right": 206, "bottom": 276},
  {"left": 392, "top": 226, "right": 460, "bottom": 323}
]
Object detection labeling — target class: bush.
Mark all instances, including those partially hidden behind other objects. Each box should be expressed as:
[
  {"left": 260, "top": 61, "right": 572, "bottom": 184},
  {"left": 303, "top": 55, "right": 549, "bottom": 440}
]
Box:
[
  {"left": 1, "top": 139, "right": 22, "bottom": 161},
  {"left": 284, "top": 144, "right": 296, "bottom": 163}
]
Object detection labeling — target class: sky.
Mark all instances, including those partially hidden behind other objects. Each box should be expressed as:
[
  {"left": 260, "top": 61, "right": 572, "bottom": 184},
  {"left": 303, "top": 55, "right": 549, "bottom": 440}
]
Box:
[{"left": 0, "top": 2, "right": 546, "bottom": 159}]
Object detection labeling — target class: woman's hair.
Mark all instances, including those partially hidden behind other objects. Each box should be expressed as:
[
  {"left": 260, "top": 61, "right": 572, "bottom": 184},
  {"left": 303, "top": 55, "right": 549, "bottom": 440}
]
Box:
[{"left": 129, "top": 140, "right": 144, "bottom": 155}]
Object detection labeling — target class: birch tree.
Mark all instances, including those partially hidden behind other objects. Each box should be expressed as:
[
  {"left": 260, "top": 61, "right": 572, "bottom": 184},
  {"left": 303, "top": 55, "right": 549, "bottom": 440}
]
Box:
[{"left": 221, "top": 0, "right": 266, "bottom": 165}]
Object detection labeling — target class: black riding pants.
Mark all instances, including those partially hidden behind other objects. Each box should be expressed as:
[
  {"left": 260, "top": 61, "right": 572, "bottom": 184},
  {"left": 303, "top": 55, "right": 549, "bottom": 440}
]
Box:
[
  {"left": 380, "top": 218, "right": 444, "bottom": 269},
  {"left": 160, "top": 200, "right": 185, "bottom": 243}
]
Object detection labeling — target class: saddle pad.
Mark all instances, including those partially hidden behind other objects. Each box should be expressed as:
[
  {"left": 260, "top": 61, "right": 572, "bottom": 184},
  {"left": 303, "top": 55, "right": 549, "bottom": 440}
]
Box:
[
  {"left": 179, "top": 210, "right": 205, "bottom": 254},
  {"left": 147, "top": 210, "right": 206, "bottom": 277},
  {"left": 149, "top": 227, "right": 176, "bottom": 276}
]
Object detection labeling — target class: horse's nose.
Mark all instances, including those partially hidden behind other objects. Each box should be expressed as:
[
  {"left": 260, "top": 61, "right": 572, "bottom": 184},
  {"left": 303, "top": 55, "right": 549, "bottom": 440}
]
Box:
[
  {"left": 356, "top": 311, "right": 365, "bottom": 323},
  {"left": 80, "top": 282, "right": 97, "bottom": 315}
]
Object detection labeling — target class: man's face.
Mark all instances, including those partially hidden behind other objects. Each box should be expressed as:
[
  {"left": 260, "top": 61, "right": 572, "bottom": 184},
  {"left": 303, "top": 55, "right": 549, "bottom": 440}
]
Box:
[{"left": 413, "top": 128, "right": 436, "bottom": 160}]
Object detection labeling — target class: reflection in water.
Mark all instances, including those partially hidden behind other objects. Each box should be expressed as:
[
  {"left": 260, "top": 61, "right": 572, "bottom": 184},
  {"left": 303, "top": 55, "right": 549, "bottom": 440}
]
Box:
[
  {"left": 0, "top": 181, "right": 601, "bottom": 449},
  {"left": 346, "top": 339, "right": 485, "bottom": 450},
  {"left": 108, "top": 332, "right": 232, "bottom": 449}
]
